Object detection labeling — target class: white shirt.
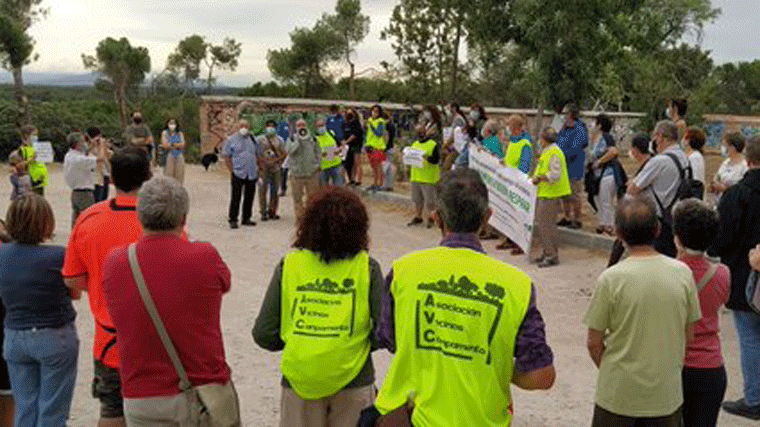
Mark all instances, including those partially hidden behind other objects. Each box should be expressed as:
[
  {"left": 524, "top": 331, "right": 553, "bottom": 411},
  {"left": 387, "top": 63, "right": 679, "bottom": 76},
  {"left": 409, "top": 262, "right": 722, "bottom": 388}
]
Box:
[
  {"left": 715, "top": 157, "right": 748, "bottom": 189},
  {"left": 63, "top": 149, "right": 97, "bottom": 190},
  {"left": 688, "top": 151, "right": 706, "bottom": 184}
]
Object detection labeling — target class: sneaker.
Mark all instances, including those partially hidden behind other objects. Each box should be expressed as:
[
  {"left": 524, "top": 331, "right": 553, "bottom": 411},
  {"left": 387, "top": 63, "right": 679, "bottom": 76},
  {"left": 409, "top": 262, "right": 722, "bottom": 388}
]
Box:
[
  {"left": 229, "top": 221, "right": 239, "bottom": 229},
  {"left": 510, "top": 247, "right": 525, "bottom": 256},
  {"left": 567, "top": 221, "right": 582, "bottom": 230},
  {"left": 538, "top": 257, "right": 559, "bottom": 268},
  {"left": 261, "top": 215, "right": 269, "bottom": 222},
  {"left": 557, "top": 218, "right": 572, "bottom": 227},
  {"left": 407, "top": 217, "right": 423, "bottom": 226},
  {"left": 496, "top": 239, "right": 517, "bottom": 250},
  {"left": 530, "top": 254, "right": 546, "bottom": 264},
  {"left": 241, "top": 220, "right": 257, "bottom": 226},
  {"left": 269, "top": 213, "right": 281, "bottom": 220},
  {"left": 722, "top": 399, "right": 760, "bottom": 420}
]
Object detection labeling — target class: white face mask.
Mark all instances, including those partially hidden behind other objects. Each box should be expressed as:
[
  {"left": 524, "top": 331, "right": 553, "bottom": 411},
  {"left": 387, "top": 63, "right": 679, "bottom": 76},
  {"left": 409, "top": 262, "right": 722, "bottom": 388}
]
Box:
[
  {"left": 239, "top": 128, "right": 249, "bottom": 136},
  {"left": 168, "top": 124, "right": 176, "bottom": 131},
  {"left": 721, "top": 144, "right": 729, "bottom": 157},
  {"left": 665, "top": 107, "right": 672, "bottom": 119}
]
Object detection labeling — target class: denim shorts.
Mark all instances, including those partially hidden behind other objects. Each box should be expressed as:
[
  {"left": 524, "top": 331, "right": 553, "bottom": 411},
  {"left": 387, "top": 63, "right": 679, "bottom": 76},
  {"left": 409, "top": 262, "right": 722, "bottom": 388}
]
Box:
[{"left": 92, "top": 359, "right": 124, "bottom": 418}]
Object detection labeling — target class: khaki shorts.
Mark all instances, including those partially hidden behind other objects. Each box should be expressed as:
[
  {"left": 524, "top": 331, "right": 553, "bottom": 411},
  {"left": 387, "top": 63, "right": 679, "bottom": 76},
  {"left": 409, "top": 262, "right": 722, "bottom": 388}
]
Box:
[{"left": 280, "top": 384, "right": 375, "bottom": 427}]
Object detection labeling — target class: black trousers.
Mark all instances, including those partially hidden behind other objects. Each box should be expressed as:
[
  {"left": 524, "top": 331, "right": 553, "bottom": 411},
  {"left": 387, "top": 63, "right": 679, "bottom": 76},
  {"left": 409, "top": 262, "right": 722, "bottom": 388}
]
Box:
[
  {"left": 682, "top": 366, "right": 727, "bottom": 427},
  {"left": 654, "top": 220, "right": 677, "bottom": 258},
  {"left": 591, "top": 405, "right": 681, "bottom": 427},
  {"left": 229, "top": 175, "right": 256, "bottom": 222},
  {"left": 94, "top": 176, "right": 110, "bottom": 202}
]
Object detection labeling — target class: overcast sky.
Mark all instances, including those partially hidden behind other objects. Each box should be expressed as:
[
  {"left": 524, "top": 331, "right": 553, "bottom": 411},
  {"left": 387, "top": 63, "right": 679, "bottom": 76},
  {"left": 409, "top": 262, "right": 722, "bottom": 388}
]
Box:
[{"left": 2, "top": 0, "right": 759, "bottom": 87}]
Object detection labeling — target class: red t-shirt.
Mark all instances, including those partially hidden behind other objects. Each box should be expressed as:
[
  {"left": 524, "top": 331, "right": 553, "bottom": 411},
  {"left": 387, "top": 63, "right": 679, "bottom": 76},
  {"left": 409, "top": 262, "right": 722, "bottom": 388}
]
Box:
[
  {"left": 680, "top": 255, "right": 731, "bottom": 369},
  {"left": 102, "top": 234, "right": 232, "bottom": 398},
  {"left": 62, "top": 196, "right": 143, "bottom": 368}
]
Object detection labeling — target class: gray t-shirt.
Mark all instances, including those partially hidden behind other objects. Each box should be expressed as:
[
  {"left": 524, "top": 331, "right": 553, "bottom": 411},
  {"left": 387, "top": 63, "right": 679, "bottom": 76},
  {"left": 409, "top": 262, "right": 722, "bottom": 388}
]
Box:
[{"left": 632, "top": 145, "right": 689, "bottom": 216}]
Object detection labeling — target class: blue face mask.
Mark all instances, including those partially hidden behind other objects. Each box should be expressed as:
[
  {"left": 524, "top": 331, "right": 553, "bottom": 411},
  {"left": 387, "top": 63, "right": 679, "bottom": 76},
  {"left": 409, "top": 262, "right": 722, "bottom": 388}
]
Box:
[{"left": 316, "top": 127, "right": 327, "bottom": 135}]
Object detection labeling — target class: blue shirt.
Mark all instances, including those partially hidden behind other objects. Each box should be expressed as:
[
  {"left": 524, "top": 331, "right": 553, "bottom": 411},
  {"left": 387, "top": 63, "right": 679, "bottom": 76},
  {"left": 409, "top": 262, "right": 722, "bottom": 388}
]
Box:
[
  {"left": 0, "top": 243, "right": 76, "bottom": 330},
  {"left": 556, "top": 120, "right": 589, "bottom": 180},
  {"left": 277, "top": 121, "right": 290, "bottom": 143},
  {"left": 511, "top": 131, "right": 534, "bottom": 174},
  {"left": 483, "top": 135, "right": 505, "bottom": 159},
  {"left": 325, "top": 114, "right": 345, "bottom": 142},
  {"left": 222, "top": 133, "right": 259, "bottom": 180}
]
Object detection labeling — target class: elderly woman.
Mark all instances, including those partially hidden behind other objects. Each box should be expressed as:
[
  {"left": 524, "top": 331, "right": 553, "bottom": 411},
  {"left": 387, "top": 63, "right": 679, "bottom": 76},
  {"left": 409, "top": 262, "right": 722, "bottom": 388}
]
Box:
[
  {"left": 102, "top": 176, "right": 238, "bottom": 426},
  {"left": 673, "top": 199, "right": 730, "bottom": 427},
  {"left": 481, "top": 119, "right": 505, "bottom": 159},
  {"left": 710, "top": 131, "right": 748, "bottom": 202},
  {"left": 0, "top": 194, "right": 79, "bottom": 427},
  {"left": 254, "top": 186, "right": 383, "bottom": 427},
  {"left": 315, "top": 117, "right": 344, "bottom": 186}
]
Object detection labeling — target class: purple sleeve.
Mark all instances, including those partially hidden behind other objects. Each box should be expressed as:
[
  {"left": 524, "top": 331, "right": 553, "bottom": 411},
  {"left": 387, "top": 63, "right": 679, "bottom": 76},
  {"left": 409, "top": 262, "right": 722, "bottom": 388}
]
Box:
[
  {"left": 376, "top": 269, "right": 396, "bottom": 353},
  {"left": 513, "top": 285, "right": 554, "bottom": 372}
]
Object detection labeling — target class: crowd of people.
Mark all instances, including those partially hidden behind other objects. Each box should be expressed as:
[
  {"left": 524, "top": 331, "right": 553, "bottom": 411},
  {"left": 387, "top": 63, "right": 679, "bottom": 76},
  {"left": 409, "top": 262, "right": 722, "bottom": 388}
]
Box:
[{"left": 0, "top": 97, "right": 758, "bottom": 427}]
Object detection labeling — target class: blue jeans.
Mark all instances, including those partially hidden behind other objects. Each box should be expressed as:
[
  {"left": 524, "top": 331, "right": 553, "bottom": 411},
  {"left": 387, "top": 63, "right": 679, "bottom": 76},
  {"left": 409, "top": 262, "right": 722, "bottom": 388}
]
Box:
[
  {"left": 3, "top": 323, "right": 79, "bottom": 427},
  {"left": 734, "top": 310, "right": 760, "bottom": 406},
  {"left": 320, "top": 166, "right": 344, "bottom": 186}
]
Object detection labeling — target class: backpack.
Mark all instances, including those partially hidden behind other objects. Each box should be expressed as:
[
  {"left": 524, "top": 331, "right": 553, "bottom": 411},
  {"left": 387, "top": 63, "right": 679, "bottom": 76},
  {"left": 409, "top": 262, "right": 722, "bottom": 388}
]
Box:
[{"left": 652, "top": 153, "right": 698, "bottom": 227}]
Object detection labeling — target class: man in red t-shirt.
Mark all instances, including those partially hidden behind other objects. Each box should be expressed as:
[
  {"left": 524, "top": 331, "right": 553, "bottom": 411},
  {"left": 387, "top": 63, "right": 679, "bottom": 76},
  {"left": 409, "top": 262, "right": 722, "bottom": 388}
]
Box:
[
  {"left": 102, "top": 176, "right": 233, "bottom": 425},
  {"left": 63, "top": 147, "right": 151, "bottom": 427}
]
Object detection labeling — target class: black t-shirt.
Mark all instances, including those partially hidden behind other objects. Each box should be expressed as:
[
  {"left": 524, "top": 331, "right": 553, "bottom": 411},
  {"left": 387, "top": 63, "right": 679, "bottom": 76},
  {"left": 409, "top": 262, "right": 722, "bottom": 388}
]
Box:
[{"left": 343, "top": 119, "right": 364, "bottom": 150}]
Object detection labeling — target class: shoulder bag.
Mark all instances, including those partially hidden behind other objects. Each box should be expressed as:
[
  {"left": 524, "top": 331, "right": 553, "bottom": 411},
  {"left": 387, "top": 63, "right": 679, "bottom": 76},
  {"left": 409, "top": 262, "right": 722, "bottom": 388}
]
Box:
[
  {"left": 128, "top": 244, "right": 241, "bottom": 427},
  {"left": 747, "top": 270, "right": 760, "bottom": 314}
]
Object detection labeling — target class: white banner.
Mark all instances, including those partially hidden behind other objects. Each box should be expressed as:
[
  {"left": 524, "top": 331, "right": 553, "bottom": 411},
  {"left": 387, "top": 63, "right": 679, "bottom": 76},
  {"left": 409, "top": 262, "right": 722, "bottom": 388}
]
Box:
[
  {"left": 402, "top": 147, "right": 425, "bottom": 168},
  {"left": 33, "top": 142, "right": 54, "bottom": 164},
  {"left": 469, "top": 146, "right": 538, "bottom": 252}
]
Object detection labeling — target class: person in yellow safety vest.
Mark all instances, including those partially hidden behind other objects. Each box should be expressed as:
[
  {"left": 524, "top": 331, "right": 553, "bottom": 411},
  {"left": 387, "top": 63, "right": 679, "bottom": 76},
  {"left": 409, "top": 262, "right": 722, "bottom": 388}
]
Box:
[
  {"left": 366, "top": 169, "right": 555, "bottom": 427},
  {"left": 407, "top": 119, "right": 442, "bottom": 229},
  {"left": 497, "top": 114, "right": 534, "bottom": 255},
  {"left": 365, "top": 105, "right": 387, "bottom": 191},
  {"left": 315, "top": 118, "right": 344, "bottom": 186},
  {"left": 531, "top": 127, "right": 572, "bottom": 268},
  {"left": 253, "top": 187, "right": 384, "bottom": 427},
  {"left": 19, "top": 125, "right": 49, "bottom": 196}
]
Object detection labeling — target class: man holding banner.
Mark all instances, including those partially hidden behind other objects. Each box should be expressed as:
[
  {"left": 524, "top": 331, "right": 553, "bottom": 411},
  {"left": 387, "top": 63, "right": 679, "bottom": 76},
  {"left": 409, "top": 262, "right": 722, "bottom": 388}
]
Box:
[{"left": 531, "top": 128, "right": 572, "bottom": 268}]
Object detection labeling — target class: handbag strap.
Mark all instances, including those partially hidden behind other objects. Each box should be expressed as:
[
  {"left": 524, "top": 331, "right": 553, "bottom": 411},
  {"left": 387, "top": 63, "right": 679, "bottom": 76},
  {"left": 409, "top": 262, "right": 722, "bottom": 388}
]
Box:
[
  {"left": 127, "top": 244, "right": 192, "bottom": 392},
  {"left": 697, "top": 262, "right": 719, "bottom": 292}
]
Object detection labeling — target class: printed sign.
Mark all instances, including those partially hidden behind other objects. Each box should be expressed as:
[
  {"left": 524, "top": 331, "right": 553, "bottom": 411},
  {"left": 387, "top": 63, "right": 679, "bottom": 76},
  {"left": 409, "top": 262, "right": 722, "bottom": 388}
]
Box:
[
  {"left": 323, "top": 145, "right": 338, "bottom": 162},
  {"left": 469, "top": 146, "right": 538, "bottom": 252},
  {"left": 33, "top": 142, "right": 54, "bottom": 164},
  {"left": 402, "top": 147, "right": 425, "bottom": 168},
  {"left": 453, "top": 127, "right": 468, "bottom": 153},
  {"left": 414, "top": 275, "right": 506, "bottom": 364},
  {"left": 290, "top": 278, "right": 357, "bottom": 338}
]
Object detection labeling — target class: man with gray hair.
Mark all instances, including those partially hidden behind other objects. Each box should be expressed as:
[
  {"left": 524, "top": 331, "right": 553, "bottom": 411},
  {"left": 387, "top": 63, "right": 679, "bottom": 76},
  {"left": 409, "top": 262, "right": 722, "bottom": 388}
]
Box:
[
  {"left": 63, "top": 131, "right": 105, "bottom": 227},
  {"left": 286, "top": 118, "right": 320, "bottom": 219},
  {"left": 373, "top": 168, "right": 555, "bottom": 426},
  {"left": 222, "top": 119, "right": 258, "bottom": 229},
  {"left": 627, "top": 120, "right": 690, "bottom": 257},
  {"left": 102, "top": 176, "right": 238, "bottom": 426}
]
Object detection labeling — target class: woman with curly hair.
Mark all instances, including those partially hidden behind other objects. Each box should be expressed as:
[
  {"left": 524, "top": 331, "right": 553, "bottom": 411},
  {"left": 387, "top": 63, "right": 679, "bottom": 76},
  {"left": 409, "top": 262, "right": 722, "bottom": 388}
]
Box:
[{"left": 253, "top": 186, "right": 383, "bottom": 427}]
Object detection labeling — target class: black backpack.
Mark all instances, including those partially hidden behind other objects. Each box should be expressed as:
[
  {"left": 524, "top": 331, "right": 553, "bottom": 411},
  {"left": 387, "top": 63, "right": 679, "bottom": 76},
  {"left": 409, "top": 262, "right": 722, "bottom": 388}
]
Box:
[{"left": 653, "top": 152, "right": 702, "bottom": 222}]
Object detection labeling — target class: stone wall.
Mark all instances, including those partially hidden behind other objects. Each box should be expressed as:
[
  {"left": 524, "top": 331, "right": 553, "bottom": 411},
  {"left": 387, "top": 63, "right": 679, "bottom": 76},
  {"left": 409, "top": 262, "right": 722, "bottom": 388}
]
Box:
[
  {"left": 199, "top": 96, "right": 647, "bottom": 154},
  {"left": 703, "top": 114, "right": 760, "bottom": 148}
]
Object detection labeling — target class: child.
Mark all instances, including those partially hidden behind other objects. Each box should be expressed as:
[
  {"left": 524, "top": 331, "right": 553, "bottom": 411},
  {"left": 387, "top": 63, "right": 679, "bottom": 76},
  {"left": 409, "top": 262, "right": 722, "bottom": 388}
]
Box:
[
  {"left": 8, "top": 151, "right": 33, "bottom": 200},
  {"left": 531, "top": 127, "right": 571, "bottom": 267}
]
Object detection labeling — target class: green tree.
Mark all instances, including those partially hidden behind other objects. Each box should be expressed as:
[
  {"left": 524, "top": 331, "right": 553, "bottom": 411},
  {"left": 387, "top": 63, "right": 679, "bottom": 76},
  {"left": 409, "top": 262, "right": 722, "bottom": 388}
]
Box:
[
  {"left": 0, "top": 0, "right": 47, "bottom": 126},
  {"left": 166, "top": 34, "right": 206, "bottom": 92},
  {"left": 320, "top": 0, "right": 370, "bottom": 99},
  {"left": 267, "top": 23, "right": 343, "bottom": 97},
  {"left": 82, "top": 37, "right": 151, "bottom": 127},
  {"left": 205, "top": 38, "right": 242, "bottom": 92}
]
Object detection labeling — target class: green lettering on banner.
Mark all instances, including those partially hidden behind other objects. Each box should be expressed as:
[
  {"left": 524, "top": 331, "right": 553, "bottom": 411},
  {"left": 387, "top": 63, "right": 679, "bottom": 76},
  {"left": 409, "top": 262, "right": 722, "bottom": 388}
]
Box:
[
  {"left": 414, "top": 276, "right": 505, "bottom": 364},
  {"left": 291, "top": 278, "right": 357, "bottom": 338}
]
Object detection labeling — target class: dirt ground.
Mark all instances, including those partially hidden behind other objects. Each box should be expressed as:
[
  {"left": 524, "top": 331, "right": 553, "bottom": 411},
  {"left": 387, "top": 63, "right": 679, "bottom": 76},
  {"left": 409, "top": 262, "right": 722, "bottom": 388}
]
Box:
[{"left": 7, "top": 163, "right": 754, "bottom": 427}]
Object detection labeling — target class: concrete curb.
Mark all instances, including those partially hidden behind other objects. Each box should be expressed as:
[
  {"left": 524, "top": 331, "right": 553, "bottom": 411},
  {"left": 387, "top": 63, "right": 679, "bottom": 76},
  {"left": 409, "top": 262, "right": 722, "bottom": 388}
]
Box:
[{"left": 351, "top": 187, "right": 616, "bottom": 253}]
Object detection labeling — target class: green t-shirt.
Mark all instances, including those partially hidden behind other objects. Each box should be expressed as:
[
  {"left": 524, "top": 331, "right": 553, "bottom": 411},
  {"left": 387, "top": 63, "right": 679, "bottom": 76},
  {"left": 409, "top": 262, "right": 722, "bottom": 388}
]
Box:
[{"left": 584, "top": 254, "right": 701, "bottom": 418}]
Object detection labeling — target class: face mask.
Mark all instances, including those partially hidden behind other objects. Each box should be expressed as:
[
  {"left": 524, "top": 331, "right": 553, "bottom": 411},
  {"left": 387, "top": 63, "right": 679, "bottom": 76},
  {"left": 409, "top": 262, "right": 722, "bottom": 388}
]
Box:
[
  {"left": 168, "top": 124, "right": 176, "bottom": 131},
  {"left": 134, "top": 117, "right": 143, "bottom": 124},
  {"left": 469, "top": 111, "right": 480, "bottom": 121},
  {"left": 422, "top": 111, "right": 432, "bottom": 122},
  {"left": 649, "top": 139, "right": 658, "bottom": 154},
  {"left": 444, "top": 107, "right": 452, "bottom": 117},
  {"left": 239, "top": 128, "right": 249, "bottom": 136},
  {"left": 265, "top": 127, "right": 276, "bottom": 136},
  {"left": 83, "top": 143, "right": 89, "bottom": 153},
  {"left": 665, "top": 107, "right": 672, "bottom": 119},
  {"left": 316, "top": 127, "right": 327, "bottom": 135},
  {"left": 298, "top": 128, "right": 308, "bottom": 137},
  {"left": 30, "top": 134, "right": 39, "bottom": 144},
  {"left": 721, "top": 144, "right": 729, "bottom": 157}
]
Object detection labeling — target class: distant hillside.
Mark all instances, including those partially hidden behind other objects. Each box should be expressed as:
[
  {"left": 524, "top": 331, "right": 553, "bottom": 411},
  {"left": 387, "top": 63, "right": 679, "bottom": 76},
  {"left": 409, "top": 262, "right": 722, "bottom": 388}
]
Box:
[{"left": 0, "top": 71, "right": 100, "bottom": 87}]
